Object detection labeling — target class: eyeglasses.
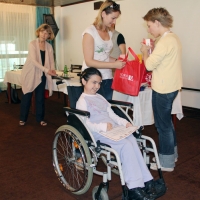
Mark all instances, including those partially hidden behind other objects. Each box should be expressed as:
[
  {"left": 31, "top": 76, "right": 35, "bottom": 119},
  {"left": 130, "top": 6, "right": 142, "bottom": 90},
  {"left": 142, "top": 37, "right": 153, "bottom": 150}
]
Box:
[{"left": 103, "top": 2, "right": 120, "bottom": 11}]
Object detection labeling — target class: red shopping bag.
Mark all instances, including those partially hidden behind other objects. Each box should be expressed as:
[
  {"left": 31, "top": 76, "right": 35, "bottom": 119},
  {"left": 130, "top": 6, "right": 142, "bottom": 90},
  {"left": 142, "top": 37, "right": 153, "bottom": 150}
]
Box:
[
  {"left": 141, "top": 70, "right": 152, "bottom": 86},
  {"left": 112, "top": 47, "right": 146, "bottom": 96}
]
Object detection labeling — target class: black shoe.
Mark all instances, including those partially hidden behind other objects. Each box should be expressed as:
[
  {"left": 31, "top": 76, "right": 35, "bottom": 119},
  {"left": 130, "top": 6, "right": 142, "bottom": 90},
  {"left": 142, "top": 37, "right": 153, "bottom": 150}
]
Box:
[
  {"left": 144, "top": 180, "right": 157, "bottom": 199},
  {"left": 154, "top": 179, "right": 167, "bottom": 198},
  {"left": 128, "top": 187, "right": 155, "bottom": 200},
  {"left": 144, "top": 179, "right": 167, "bottom": 199}
]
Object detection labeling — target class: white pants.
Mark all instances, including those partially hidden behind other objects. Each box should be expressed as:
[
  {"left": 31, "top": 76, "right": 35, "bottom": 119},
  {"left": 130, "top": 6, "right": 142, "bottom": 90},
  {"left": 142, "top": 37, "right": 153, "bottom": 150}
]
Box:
[{"left": 94, "top": 134, "right": 153, "bottom": 189}]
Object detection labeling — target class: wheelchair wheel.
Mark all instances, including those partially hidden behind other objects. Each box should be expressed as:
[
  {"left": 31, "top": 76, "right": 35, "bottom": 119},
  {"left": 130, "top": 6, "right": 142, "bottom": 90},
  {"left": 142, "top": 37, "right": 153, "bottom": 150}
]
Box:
[
  {"left": 101, "top": 154, "right": 119, "bottom": 176},
  {"left": 52, "top": 125, "right": 93, "bottom": 195},
  {"left": 92, "top": 186, "right": 109, "bottom": 200}
]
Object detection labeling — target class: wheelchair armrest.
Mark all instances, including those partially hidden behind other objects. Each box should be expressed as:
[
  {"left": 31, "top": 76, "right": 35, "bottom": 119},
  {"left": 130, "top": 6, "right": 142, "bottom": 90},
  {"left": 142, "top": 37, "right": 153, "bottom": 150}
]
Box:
[
  {"left": 108, "top": 100, "right": 133, "bottom": 108},
  {"left": 63, "top": 107, "right": 90, "bottom": 117}
]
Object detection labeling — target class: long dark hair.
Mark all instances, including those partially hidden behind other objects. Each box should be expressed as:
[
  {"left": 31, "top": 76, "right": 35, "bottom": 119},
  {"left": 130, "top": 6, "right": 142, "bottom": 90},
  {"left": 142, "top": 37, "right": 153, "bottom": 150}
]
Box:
[{"left": 81, "top": 67, "right": 102, "bottom": 83}]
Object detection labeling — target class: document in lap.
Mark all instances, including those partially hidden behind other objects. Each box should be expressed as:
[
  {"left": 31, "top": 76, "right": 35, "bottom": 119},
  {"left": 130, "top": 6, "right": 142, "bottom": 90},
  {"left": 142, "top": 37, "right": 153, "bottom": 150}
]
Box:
[{"left": 99, "top": 126, "right": 138, "bottom": 141}]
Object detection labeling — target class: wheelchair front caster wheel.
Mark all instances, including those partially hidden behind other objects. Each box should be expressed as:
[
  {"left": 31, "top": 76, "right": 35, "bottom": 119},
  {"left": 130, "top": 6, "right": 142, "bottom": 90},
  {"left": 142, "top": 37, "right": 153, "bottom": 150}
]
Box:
[{"left": 92, "top": 186, "right": 109, "bottom": 200}]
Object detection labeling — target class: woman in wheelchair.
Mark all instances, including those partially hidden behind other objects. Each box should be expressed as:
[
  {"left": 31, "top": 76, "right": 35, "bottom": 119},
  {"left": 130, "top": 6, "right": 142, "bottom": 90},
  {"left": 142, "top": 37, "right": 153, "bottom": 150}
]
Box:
[{"left": 76, "top": 67, "right": 164, "bottom": 200}]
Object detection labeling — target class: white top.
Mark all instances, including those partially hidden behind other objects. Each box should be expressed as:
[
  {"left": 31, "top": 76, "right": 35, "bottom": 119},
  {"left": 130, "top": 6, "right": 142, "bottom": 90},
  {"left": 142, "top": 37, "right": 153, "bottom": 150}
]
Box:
[
  {"left": 82, "top": 25, "right": 113, "bottom": 80},
  {"left": 76, "top": 93, "right": 128, "bottom": 138}
]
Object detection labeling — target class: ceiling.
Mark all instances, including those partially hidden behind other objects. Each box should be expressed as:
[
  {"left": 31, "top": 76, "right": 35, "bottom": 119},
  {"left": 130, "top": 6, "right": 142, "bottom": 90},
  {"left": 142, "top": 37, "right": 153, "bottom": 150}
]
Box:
[{"left": 0, "top": 0, "right": 95, "bottom": 7}]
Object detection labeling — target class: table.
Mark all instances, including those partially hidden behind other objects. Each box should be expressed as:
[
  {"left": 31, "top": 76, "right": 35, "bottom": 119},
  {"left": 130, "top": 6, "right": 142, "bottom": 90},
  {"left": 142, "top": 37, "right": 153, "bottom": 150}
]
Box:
[
  {"left": 3, "top": 70, "right": 183, "bottom": 127},
  {"left": 51, "top": 71, "right": 81, "bottom": 94},
  {"left": 3, "top": 70, "right": 80, "bottom": 113},
  {"left": 112, "top": 88, "right": 183, "bottom": 127}
]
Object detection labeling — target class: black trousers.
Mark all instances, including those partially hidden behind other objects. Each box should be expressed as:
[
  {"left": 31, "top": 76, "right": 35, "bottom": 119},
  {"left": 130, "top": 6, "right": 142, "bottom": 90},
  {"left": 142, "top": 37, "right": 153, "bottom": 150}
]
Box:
[{"left": 20, "top": 74, "right": 46, "bottom": 122}]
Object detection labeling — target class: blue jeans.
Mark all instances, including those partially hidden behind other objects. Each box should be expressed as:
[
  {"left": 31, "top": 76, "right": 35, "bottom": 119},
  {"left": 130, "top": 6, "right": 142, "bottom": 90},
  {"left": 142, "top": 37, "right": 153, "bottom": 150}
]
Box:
[
  {"left": 152, "top": 90, "right": 178, "bottom": 168},
  {"left": 97, "top": 79, "right": 113, "bottom": 100}
]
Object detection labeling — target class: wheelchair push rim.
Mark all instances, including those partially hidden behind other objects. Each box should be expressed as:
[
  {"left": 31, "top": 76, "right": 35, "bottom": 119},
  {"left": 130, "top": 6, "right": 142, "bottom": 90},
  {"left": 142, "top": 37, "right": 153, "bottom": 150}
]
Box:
[{"left": 52, "top": 125, "right": 93, "bottom": 195}]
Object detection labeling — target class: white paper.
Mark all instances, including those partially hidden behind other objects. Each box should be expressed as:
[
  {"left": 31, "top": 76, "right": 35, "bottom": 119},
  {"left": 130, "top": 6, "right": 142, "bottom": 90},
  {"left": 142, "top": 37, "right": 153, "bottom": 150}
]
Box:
[
  {"left": 145, "top": 39, "right": 151, "bottom": 46},
  {"left": 99, "top": 126, "right": 138, "bottom": 141}
]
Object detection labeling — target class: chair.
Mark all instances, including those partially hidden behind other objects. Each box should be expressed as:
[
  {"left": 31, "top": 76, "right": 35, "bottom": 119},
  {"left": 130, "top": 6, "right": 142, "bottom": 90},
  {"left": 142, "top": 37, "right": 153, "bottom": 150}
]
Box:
[
  {"left": 52, "top": 85, "right": 166, "bottom": 199},
  {"left": 71, "top": 64, "right": 82, "bottom": 73}
]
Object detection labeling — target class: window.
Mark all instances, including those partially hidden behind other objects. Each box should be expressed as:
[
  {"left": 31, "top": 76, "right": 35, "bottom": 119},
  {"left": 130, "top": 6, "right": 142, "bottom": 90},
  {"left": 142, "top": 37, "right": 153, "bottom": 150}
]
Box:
[{"left": 0, "top": 3, "right": 36, "bottom": 80}]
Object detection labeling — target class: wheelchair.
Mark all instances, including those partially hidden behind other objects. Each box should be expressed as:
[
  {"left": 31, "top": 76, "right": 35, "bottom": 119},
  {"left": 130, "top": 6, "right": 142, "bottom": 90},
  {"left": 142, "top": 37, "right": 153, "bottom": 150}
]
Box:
[{"left": 52, "top": 84, "right": 166, "bottom": 200}]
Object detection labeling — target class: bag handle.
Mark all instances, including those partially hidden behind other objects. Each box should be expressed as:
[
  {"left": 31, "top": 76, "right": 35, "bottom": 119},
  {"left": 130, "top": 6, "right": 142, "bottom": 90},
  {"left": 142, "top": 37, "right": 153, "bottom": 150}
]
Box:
[
  {"left": 127, "top": 47, "right": 140, "bottom": 62},
  {"left": 119, "top": 47, "right": 140, "bottom": 62}
]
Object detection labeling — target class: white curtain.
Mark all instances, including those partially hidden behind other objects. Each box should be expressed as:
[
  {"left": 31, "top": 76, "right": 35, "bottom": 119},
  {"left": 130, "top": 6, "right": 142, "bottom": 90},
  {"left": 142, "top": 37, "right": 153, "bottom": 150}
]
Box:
[{"left": 0, "top": 3, "right": 36, "bottom": 82}]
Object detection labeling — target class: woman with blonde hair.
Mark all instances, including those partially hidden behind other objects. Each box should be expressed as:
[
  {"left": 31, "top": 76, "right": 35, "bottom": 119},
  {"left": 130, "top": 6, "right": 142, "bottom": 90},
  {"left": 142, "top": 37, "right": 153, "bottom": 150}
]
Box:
[
  {"left": 141, "top": 8, "right": 182, "bottom": 172},
  {"left": 82, "top": 0, "right": 126, "bottom": 100},
  {"left": 19, "top": 24, "right": 57, "bottom": 126}
]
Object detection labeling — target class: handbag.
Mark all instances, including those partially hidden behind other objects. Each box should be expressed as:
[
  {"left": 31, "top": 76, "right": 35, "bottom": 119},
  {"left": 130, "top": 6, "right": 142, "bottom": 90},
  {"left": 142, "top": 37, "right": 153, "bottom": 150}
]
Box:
[{"left": 111, "top": 47, "right": 146, "bottom": 96}]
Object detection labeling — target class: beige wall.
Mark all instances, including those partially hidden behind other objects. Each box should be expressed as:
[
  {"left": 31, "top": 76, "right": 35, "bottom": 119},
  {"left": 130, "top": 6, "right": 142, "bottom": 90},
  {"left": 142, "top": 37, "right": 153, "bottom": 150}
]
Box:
[{"left": 54, "top": 0, "right": 200, "bottom": 108}]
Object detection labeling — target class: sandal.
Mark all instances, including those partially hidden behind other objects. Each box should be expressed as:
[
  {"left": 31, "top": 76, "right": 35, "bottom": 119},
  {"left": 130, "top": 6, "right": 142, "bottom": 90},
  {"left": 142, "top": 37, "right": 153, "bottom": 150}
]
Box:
[
  {"left": 19, "top": 121, "right": 25, "bottom": 126},
  {"left": 40, "top": 121, "right": 47, "bottom": 126}
]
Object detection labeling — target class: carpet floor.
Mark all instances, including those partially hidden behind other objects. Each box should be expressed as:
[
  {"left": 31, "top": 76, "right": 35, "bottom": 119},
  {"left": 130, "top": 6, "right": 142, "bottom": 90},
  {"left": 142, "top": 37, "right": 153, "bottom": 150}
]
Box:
[{"left": 0, "top": 89, "right": 200, "bottom": 200}]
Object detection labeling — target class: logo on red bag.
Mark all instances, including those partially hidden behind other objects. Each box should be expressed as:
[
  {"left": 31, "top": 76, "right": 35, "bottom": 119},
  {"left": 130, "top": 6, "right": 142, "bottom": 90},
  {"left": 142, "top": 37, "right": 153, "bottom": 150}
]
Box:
[
  {"left": 128, "top": 75, "right": 133, "bottom": 81},
  {"left": 119, "top": 73, "right": 133, "bottom": 81}
]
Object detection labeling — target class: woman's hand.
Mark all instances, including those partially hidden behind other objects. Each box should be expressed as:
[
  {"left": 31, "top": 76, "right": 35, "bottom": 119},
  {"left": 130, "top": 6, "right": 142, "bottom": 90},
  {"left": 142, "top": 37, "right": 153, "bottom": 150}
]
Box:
[
  {"left": 140, "top": 43, "right": 151, "bottom": 65},
  {"left": 119, "top": 54, "right": 125, "bottom": 59},
  {"left": 114, "top": 60, "right": 126, "bottom": 69},
  {"left": 140, "top": 43, "right": 150, "bottom": 55},
  {"left": 48, "top": 69, "right": 57, "bottom": 76},
  {"left": 126, "top": 122, "right": 133, "bottom": 128},
  {"left": 107, "top": 123, "right": 113, "bottom": 131}
]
